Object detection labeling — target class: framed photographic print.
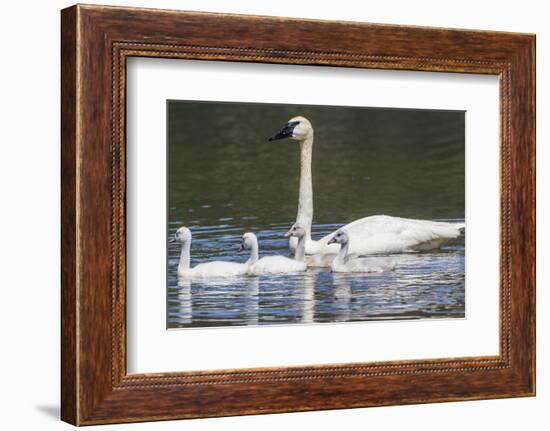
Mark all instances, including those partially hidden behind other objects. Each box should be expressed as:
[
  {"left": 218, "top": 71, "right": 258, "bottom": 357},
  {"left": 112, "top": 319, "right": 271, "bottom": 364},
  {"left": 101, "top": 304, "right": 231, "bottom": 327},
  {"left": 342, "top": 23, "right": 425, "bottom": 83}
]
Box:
[{"left": 61, "top": 4, "right": 535, "bottom": 425}]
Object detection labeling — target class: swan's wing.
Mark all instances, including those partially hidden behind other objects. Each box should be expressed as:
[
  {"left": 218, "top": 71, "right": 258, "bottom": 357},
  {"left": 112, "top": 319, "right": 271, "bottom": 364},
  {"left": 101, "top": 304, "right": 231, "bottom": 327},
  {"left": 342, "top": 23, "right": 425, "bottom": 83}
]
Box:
[
  {"left": 345, "top": 216, "right": 462, "bottom": 253},
  {"left": 306, "top": 253, "right": 336, "bottom": 267},
  {"left": 350, "top": 256, "right": 397, "bottom": 272},
  {"left": 190, "top": 261, "right": 247, "bottom": 277},
  {"left": 318, "top": 215, "right": 464, "bottom": 255},
  {"left": 252, "top": 256, "right": 305, "bottom": 273}
]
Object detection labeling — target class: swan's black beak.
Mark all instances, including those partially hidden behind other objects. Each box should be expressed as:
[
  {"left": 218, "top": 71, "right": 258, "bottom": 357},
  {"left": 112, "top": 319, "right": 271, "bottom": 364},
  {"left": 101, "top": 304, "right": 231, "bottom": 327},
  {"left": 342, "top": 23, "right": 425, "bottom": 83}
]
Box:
[
  {"left": 268, "top": 121, "right": 300, "bottom": 141},
  {"left": 238, "top": 243, "right": 245, "bottom": 252},
  {"left": 327, "top": 237, "right": 337, "bottom": 245}
]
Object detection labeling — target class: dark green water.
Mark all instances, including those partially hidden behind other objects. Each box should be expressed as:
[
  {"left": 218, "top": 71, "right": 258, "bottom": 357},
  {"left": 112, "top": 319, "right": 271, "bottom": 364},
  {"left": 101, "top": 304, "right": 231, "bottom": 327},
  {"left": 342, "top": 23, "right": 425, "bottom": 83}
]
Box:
[{"left": 167, "top": 101, "right": 465, "bottom": 329}]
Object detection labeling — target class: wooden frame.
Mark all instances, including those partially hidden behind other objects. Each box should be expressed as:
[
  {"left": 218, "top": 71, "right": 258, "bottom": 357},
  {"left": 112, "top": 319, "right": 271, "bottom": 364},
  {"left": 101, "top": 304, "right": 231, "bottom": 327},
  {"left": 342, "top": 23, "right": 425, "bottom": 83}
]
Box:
[{"left": 61, "top": 4, "right": 535, "bottom": 425}]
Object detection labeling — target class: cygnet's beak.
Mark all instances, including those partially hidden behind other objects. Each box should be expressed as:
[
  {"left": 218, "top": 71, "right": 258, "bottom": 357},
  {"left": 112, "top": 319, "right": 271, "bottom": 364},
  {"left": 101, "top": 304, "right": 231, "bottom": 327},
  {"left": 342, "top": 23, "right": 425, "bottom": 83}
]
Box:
[
  {"left": 169, "top": 236, "right": 176, "bottom": 243},
  {"left": 283, "top": 229, "right": 292, "bottom": 238},
  {"left": 327, "top": 236, "right": 337, "bottom": 245},
  {"left": 268, "top": 121, "right": 299, "bottom": 141}
]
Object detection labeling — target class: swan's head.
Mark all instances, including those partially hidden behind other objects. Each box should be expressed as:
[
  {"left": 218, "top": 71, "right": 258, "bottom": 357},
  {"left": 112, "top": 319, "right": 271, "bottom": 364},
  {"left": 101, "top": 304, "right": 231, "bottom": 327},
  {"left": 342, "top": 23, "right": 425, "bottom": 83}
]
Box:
[
  {"left": 268, "top": 116, "right": 313, "bottom": 142},
  {"left": 284, "top": 222, "right": 306, "bottom": 239},
  {"left": 239, "top": 232, "right": 257, "bottom": 252},
  {"left": 327, "top": 229, "right": 349, "bottom": 246},
  {"left": 174, "top": 226, "right": 191, "bottom": 243}
]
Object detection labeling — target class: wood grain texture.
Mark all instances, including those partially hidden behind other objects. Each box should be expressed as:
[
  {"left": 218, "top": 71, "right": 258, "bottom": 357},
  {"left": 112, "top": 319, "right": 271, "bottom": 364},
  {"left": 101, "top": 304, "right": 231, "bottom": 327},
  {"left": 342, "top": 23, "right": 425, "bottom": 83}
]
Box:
[
  {"left": 60, "top": 4, "right": 536, "bottom": 425},
  {"left": 60, "top": 5, "right": 78, "bottom": 425}
]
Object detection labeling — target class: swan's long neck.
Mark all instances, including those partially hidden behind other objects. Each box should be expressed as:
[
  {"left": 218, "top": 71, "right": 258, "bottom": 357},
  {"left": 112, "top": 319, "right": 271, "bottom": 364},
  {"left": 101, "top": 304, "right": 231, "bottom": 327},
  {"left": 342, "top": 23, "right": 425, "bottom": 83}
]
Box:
[
  {"left": 178, "top": 239, "right": 191, "bottom": 273},
  {"left": 334, "top": 241, "right": 350, "bottom": 266},
  {"left": 294, "top": 234, "right": 306, "bottom": 262},
  {"left": 246, "top": 237, "right": 259, "bottom": 266},
  {"left": 297, "top": 134, "right": 314, "bottom": 241}
]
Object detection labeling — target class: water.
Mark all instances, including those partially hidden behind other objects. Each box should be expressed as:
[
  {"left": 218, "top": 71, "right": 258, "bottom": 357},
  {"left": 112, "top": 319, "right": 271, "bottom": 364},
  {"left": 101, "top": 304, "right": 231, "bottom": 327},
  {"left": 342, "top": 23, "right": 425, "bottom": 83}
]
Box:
[{"left": 167, "top": 101, "right": 465, "bottom": 329}]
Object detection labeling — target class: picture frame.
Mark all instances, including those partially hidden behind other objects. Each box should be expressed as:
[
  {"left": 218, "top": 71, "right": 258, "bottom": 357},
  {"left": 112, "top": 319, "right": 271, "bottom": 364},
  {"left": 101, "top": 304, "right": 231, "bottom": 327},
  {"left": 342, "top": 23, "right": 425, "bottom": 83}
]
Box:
[{"left": 61, "top": 4, "right": 535, "bottom": 425}]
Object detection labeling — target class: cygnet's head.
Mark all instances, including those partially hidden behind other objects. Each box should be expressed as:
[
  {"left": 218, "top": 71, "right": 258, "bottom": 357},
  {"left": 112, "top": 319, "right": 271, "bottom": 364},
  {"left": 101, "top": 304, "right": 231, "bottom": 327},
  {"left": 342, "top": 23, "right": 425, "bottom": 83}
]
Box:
[
  {"left": 239, "top": 232, "right": 257, "bottom": 252},
  {"left": 284, "top": 222, "right": 306, "bottom": 239},
  {"left": 327, "top": 229, "right": 349, "bottom": 245},
  {"left": 268, "top": 116, "right": 313, "bottom": 142},
  {"left": 174, "top": 226, "right": 191, "bottom": 243}
]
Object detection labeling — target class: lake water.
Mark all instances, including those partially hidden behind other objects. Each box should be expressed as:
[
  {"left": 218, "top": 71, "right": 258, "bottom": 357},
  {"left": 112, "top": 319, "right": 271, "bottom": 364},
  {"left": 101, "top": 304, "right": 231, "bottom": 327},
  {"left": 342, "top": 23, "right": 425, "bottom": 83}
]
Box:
[{"left": 167, "top": 101, "right": 465, "bottom": 329}]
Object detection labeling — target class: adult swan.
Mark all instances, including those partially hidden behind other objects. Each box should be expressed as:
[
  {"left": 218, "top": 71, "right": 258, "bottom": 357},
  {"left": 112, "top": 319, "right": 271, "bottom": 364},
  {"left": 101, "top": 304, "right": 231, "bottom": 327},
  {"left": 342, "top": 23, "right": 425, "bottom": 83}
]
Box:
[{"left": 268, "top": 116, "right": 465, "bottom": 255}]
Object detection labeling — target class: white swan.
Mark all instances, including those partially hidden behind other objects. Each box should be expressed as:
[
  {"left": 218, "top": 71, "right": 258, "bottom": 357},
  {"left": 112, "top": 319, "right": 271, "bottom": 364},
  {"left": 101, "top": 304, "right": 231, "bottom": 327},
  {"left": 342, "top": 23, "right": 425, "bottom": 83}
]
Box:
[
  {"left": 174, "top": 227, "right": 251, "bottom": 278},
  {"left": 328, "top": 229, "right": 397, "bottom": 273},
  {"left": 305, "top": 253, "right": 337, "bottom": 268},
  {"left": 241, "top": 225, "right": 307, "bottom": 275},
  {"left": 269, "top": 116, "right": 465, "bottom": 255}
]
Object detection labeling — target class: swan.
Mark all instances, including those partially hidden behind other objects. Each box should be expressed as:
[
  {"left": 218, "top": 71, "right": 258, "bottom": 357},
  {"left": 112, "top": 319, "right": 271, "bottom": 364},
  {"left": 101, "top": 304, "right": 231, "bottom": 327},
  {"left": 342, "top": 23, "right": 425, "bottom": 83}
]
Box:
[
  {"left": 174, "top": 227, "right": 251, "bottom": 278},
  {"left": 269, "top": 116, "right": 465, "bottom": 255},
  {"left": 241, "top": 225, "right": 307, "bottom": 275},
  {"left": 305, "top": 253, "right": 337, "bottom": 268},
  {"left": 328, "top": 229, "right": 397, "bottom": 273}
]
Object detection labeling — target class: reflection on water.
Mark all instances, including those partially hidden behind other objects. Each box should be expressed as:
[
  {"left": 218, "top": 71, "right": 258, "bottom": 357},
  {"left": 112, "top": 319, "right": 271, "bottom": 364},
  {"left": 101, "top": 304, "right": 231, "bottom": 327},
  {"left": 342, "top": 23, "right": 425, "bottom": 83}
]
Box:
[
  {"left": 167, "top": 223, "right": 465, "bottom": 328},
  {"left": 167, "top": 101, "right": 465, "bottom": 329}
]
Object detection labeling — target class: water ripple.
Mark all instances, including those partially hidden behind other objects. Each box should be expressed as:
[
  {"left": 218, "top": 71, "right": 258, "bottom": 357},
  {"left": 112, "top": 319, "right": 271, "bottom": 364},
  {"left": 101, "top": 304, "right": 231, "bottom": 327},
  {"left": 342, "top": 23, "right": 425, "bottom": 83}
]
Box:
[{"left": 167, "top": 220, "right": 465, "bottom": 328}]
